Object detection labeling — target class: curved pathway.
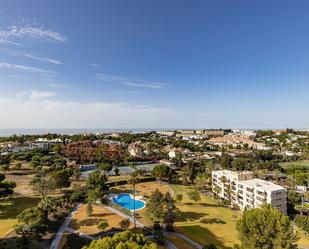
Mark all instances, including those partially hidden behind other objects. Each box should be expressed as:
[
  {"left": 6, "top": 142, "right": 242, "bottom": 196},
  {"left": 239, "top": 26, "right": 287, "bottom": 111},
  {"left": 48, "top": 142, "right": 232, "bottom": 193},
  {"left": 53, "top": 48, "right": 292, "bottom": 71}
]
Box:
[
  {"left": 50, "top": 203, "right": 94, "bottom": 249},
  {"left": 165, "top": 232, "right": 202, "bottom": 249},
  {"left": 50, "top": 202, "right": 200, "bottom": 249},
  {"left": 103, "top": 205, "right": 145, "bottom": 228},
  {"left": 103, "top": 205, "right": 203, "bottom": 249}
]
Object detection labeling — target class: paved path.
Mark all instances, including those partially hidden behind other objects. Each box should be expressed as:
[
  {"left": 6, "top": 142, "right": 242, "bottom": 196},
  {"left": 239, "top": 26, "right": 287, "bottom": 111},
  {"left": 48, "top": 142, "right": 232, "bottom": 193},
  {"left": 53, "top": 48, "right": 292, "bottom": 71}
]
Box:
[
  {"left": 50, "top": 202, "right": 201, "bottom": 249},
  {"left": 103, "top": 205, "right": 145, "bottom": 228},
  {"left": 166, "top": 232, "right": 203, "bottom": 249},
  {"left": 50, "top": 203, "right": 94, "bottom": 249},
  {"left": 103, "top": 206, "right": 181, "bottom": 249},
  {"left": 103, "top": 205, "right": 203, "bottom": 249}
]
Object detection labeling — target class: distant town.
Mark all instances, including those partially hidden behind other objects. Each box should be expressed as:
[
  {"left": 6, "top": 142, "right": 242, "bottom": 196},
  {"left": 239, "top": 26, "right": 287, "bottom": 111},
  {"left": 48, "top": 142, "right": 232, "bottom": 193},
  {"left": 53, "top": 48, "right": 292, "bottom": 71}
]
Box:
[{"left": 1, "top": 128, "right": 309, "bottom": 249}]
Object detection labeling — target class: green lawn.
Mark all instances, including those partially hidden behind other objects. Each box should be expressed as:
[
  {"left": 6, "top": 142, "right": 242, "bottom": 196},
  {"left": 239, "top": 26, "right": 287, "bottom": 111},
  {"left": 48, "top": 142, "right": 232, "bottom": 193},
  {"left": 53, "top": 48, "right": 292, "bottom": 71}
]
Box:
[
  {"left": 0, "top": 197, "right": 40, "bottom": 237},
  {"left": 279, "top": 160, "right": 309, "bottom": 169},
  {"left": 171, "top": 184, "right": 240, "bottom": 249}
]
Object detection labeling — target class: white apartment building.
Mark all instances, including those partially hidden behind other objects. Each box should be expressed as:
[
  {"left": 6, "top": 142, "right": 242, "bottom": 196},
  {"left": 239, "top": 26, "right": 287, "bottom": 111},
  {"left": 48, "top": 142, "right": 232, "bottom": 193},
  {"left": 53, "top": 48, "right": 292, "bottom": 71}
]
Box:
[
  {"left": 157, "top": 130, "right": 175, "bottom": 136},
  {"left": 212, "top": 170, "right": 287, "bottom": 214}
]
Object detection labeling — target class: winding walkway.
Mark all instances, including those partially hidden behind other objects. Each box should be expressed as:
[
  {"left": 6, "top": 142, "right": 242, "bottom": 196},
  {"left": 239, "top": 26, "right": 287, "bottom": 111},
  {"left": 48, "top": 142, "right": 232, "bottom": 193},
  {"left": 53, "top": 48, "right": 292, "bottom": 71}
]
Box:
[
  {"left": 50, "top": 203, "right": 201, "bottom": 249},
  {"left": 165, "top": 232, "right": 202, "bottom": 249},
  {"left": 103, "top": 205, "right": 203, "bottom": 249},
  {"left": 50, "top": 203, "right": 94, "bottom": 249},
  {"left": 103, "top": 205, "right": 145, "bottom": 228}
]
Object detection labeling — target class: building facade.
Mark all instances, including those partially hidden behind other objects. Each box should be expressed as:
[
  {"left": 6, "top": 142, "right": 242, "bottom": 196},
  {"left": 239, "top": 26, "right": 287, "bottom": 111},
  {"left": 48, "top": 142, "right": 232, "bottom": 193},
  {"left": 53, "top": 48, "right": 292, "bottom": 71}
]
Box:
[{"left": 212, "top": 170, "right": 287, "bottom": 214}]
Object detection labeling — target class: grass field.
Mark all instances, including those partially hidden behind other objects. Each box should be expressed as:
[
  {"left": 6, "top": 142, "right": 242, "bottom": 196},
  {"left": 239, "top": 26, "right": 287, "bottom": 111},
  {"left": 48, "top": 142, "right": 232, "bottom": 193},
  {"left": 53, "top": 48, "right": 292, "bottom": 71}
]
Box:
[
  {"left": 0, "top": 197, "right": 40, "bottom": 237},
  {"left": 279, "top": 160, "right": 309, "bottom": 169},
  {"left": 170, "top": 184, "right": 240, "bottom": 249},
  {"left": 69, "top": 204, "right": 132, "bottom": 235}
]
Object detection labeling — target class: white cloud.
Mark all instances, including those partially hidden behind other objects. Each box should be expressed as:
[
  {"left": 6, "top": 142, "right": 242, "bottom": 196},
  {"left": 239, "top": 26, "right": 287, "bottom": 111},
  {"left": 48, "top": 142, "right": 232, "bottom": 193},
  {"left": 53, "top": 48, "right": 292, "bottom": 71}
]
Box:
[
  {"left": 89, "top": 64, "right": 101, "bottom": 70},
  {"left": 0, "top": 48, "right": 62, "bottom": 65},
  {"left": 0, "top": 38, "right": 24, "bottom": 46},
  {"left": 47, "top": 83, "right": 71, "bottom": 89},
  {"left": 0, "top": 62, "right": 58, "bottom": 74},
  {"left": 0, "top": 26, "right": 67, "bottom": 43},
  {"left": 96, "top": 73, "right": 164, "bottom": 89},
  {"left": 0, "top": 92, "right": 179, "bottom": 129},
  {"left": 23, "top": 53, "right": 63, "bottom": 65},
  {"left": 29, "top": 90, "right": 56, "bottom": 100},
  {"left": 122, "top": 81, "right": 163, "bottom": 89}
]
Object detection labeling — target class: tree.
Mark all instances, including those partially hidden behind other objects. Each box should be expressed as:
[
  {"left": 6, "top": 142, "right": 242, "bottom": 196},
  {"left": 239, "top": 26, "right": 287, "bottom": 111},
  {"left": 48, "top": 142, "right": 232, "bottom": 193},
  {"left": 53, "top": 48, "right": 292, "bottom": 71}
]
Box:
[
  {"left": 73, "top": 167, "right": 81, "bottom": 181},
  {"left": 236, "top": 205, "right": 298, "bottom": 249},
  {"left": 49, "top": 169, "right": 72, "bottom": 192},
  {"left": 37, "top": 196, "right": 57, "bottom": 224},
  {"left": 97, "top": 221, "right": 109, "bottom": 232},
  {"left": 86, "top": 171, "right": 108, "bottom": 192},
  {"left": 294, "top": 214, "right": 309, "bottom": 235},
  {"left": 175, "top": 194, "right": 183, "bottom": 203},
  {"left": 181, "top": 162, "right": 197, "bottom": 184},
  {"left": 0, "top": 154, "right": 10, "bottom": 166},
  {"left": 163, "top": 192, "right": 178, "bottom": 230},
  {"left": 114, "top": 167, "right": 120, "bottom": 176},
  {"left": 195, "top": 172, "right": 212, "bottom": 192},
  {"left": 30, "top": 175, "right": 55, "bottom": 198},
  {"left": 86, "top": 202, "right": 93, "bottom": 216},
  {"left": 128, "top": 171, "right": 139, "bottom": 228},
  {"left": 148, "top": 189, "right": 165, "bottom": 218},
  {"left": 15, "top": 207, "right": 47, "bottom": 235},
  {"left": 213, "top": 185, "right": 222, "bottom": 202},
  {"left": 83, "top": 230, "right": 157, "bottom": 249},
  {"left": 274, "top": 169, "right": 281, "bottom": 183},
  {"left": 220, "top": 153, "right": 233, "bottom": 168},
  {"left": 31, "top": 155, "right": 41, "bottom": 168},
  {"left": 187, "top": 189, "right": 201, "bottom": 204},
  {"left": 52, "top": 144, "right": 62, "bottom": 154},
  {"left": 99, "top": 162, "right": 112, "bottom": 173},
  {"left": 119, "top": 218, "right": 130, "bottom": 230},
  {"left": 0, "top": 173, "right": 16, "bottom": 198},
  {"left": 152, "top": 164, "right": 169, "bottom": 184}
]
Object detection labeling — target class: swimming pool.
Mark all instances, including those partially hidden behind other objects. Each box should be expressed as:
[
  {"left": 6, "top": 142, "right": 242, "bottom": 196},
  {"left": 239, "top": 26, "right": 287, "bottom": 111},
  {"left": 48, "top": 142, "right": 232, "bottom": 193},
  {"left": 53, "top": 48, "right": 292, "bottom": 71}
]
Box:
[{"left": 112, "top": 193, "right": 146, "bottom": 211}]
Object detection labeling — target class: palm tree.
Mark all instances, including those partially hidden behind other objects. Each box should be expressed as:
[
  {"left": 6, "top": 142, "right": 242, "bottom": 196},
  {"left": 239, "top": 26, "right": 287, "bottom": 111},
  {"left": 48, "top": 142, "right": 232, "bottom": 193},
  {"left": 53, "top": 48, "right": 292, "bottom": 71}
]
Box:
[
  {"left": 128, "top": 171, "right": 139, "bottom": 228},
  {"left": 274, "top": 169, "right": 280, "bottom": 183}
]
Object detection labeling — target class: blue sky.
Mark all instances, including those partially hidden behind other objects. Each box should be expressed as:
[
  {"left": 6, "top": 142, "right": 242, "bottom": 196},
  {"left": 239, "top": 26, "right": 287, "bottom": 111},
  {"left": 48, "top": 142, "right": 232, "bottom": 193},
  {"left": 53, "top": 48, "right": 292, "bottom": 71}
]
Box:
[{"left": 0, "top": 0, "right": 309, "bottom": 129}]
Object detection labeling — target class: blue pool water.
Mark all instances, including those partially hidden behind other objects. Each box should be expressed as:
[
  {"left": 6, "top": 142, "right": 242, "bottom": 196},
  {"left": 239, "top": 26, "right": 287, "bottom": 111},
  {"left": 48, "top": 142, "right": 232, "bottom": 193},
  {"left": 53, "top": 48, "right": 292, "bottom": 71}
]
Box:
[{"left": 112, "top": 193, "right": 145, "bottom": 211}]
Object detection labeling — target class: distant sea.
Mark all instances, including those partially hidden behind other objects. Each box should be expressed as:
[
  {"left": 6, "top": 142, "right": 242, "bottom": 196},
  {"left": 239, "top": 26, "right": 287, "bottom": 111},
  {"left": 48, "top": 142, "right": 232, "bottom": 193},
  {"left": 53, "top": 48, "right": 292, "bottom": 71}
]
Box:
[
  {"left": 1, "top": 128, "right": 306, "bottom": 137},
  {"left": 0, "top": 128, "right": 160, "bottom": 137}
]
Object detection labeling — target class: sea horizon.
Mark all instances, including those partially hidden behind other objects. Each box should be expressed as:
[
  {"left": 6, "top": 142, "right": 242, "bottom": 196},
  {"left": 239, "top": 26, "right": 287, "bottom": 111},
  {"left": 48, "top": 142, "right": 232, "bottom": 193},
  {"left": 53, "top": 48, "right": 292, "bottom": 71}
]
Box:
[{"left": 0, "top": 127, "right": 308, "bottom": 137}]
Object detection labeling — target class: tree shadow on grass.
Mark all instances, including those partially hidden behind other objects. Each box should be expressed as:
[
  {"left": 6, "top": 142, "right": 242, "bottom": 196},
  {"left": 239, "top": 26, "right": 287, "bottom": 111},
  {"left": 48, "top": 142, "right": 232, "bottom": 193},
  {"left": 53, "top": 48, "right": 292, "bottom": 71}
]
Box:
[
  {"left": 177, "top": 211, "right": 205, "bottom": 222},
  {"left": 175, "top": 224, "right": 235, "bottom": 249},
  {"left": 199, "top": 218, "right": 226, "bottom": 224},
  {"left": 74, "top": 218, "right": 100, "bottom": 227},
  {"left": 0, "top": 197, "right": 40, "bottom": 219},
  {"left": 183, "top": 202, "right": 222, "bottom": 208},
  {"left": 71, "top": 217, "right": 107, "bottom": 229},
  {"left": 91, "top": 213, "right": 114, "bottom": 218}
]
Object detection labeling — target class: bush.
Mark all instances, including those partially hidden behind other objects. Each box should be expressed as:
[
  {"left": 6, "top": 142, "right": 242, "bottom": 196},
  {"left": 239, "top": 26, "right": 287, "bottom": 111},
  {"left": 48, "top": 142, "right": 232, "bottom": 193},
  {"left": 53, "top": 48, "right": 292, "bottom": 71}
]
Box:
[{"left": 294, "top": 214, "right": 309, "bottom": 234}]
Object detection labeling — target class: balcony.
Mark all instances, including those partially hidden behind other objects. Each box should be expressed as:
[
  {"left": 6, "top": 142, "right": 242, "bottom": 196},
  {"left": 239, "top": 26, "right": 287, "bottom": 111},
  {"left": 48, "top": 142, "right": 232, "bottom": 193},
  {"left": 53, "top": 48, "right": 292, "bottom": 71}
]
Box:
[
  {"left": 246, "top": 192, "right": 254, "bottom": 198},
  {"left": 256, "top": 191, "right": 267, "bottom": 198},
  {"left": 246, "top": 187, "right": 254, "bottom": 193},
  {"left": 256, "top": 196, "right": 266, "bottom": 202}
]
